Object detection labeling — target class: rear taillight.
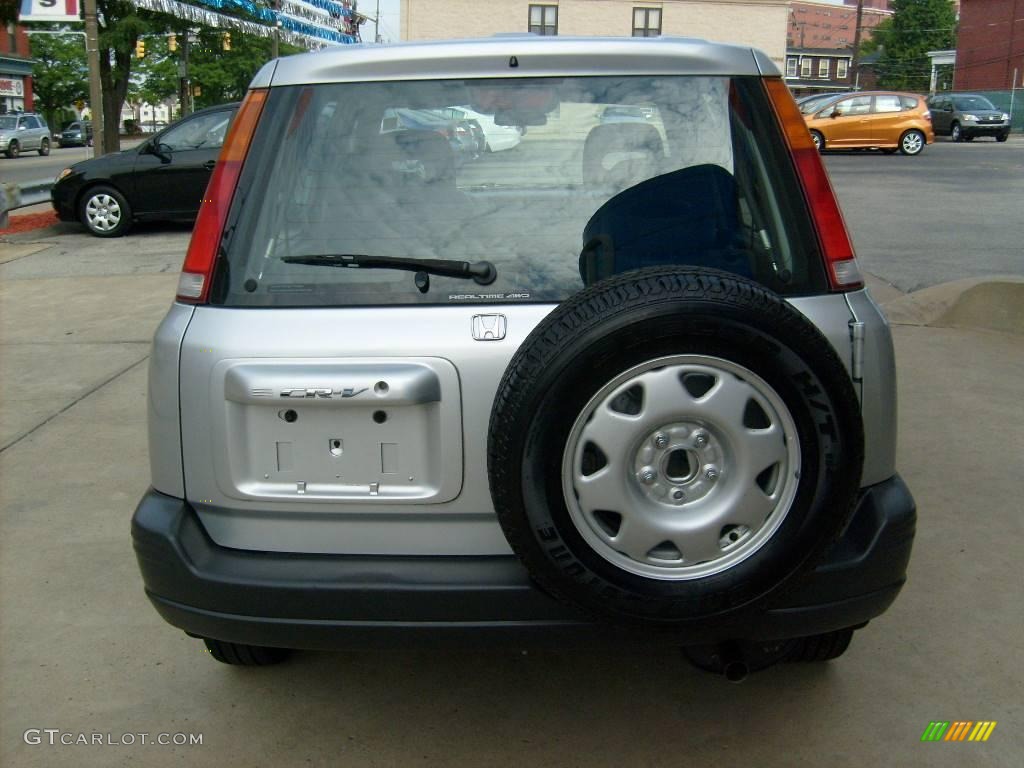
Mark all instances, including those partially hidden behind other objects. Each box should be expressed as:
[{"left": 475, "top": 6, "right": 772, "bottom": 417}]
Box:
[
  {"left": 763, "top": 78, "right": 863, "bottom": 291},
  {"left": 177, "top": 88, "right": 268, "bottom": 303}
]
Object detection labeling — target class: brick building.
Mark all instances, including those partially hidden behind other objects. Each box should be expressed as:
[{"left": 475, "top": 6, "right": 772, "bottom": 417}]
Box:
[
  {"left": 842, "top": 0, "right": 890, "bottom": 9},
  {"left": 1, "top": 22, "right": 34, "bottom": 114},
  {"left": 400, "top": 0, "right": 792, "bottom": 67},
  {"left": 954, "top": 0, "right": 1024, "bottom": 89},
  {"left": 784, "top": 47, "right": 855, "bottom": 94},
  {"left": 787, "top": 0, "right": 892, "bottom": 49}
]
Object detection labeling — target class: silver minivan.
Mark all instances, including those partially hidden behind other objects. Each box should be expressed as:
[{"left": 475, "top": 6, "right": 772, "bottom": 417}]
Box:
[{"left": 133, "top": 37, "right": 916, "bottom": 679}]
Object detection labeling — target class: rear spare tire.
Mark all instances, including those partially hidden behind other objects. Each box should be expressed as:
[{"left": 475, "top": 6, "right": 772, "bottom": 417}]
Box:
[{"left": 487, "top": 268, "right": 863, "bottom": 625}]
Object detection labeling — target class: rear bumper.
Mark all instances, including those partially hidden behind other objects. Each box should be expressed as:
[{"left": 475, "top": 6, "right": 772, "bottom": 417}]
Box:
[{"left": 132, "top": 475, "right": 916, "bottom": 648}]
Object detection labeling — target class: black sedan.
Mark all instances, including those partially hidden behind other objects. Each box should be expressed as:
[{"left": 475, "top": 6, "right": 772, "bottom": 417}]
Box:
[{"left": 52, "top": 103, "right": 238, "bottom": 237}]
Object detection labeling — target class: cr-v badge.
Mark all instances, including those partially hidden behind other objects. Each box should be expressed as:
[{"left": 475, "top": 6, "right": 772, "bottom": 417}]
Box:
[{"left": 472, "top": 314, "right": 507, "bottom": 341}]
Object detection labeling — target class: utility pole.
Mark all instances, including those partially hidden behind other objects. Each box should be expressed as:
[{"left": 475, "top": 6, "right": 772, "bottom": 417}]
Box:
[
  {"left": 271, "top": 0, "right": 280, "bottom": 58},
  {"left": 178, "top": 31, "right": 191, "bottom": 118},
  {"left": 82, "top": 0, "right": 106, "bottom": 156},
  {"left": 850, "top": 0, "right": 865, "bottom": 91},
  {"left": 375, "top": 0, "right": 381, "bottom": 43}
]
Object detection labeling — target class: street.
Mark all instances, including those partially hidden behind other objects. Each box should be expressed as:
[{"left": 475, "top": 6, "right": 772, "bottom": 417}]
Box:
[
  {"left": 1, "top": 136, "right": 1022, "bottom": 768},
  {"left": 825, "top": 138, "right": 1024, "bottom": 292},
  {"left": 0, "top": 139, "right": 144, "bottom": 188}
]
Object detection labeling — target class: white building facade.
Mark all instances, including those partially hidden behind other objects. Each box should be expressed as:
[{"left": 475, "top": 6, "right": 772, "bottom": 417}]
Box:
[{"left": 400, "top": 0, "right": 790, "bottom": 67}]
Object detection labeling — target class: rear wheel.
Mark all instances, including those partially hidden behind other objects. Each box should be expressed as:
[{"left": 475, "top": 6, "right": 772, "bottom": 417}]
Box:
[
  {"left": 38, "top": 137, "right": 50, "bottom": 156},
  {"left": 4, "top": 140, "right": 18, "bottom": 159},
  {"left": 810, "top": 130, "right": 825, "bottom": 153},
  {"left": 951, "top": 122, "right": 963, "bottom": 142},
  {"left": 488, "top": 268, "right": 864, "bottom": 625},
  {"left": 79, "top": 185, "right": 132, "bottom": 237},
  {"left": 899, "top": 130, "right": 925, "bottom": 156},
  {"left": 203, "top": 638, "right": 290, "bottom": 666}
]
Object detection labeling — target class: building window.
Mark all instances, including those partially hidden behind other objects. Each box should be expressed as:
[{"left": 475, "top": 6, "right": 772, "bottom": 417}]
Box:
[
  {"left": 801, "top": 58, "right": 812, "bottom": 77},
  {"left": 529, "top": 5, "right": 558, "bottom": 36},
  {"left": 632, "top": 7, "right": 662, "bottom": 37},
  {"left": 818, "top": 59, "right": 829, "bottom": 78},
  {"left": 786, "top": 58, "right": 798, "bottom": 78},
  {"left": 837, "top": 59, "right": 848, "bottom": 79}
]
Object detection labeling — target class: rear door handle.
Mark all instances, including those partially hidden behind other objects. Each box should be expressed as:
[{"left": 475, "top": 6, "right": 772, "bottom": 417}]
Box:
[{"left": 204, "top": 160, "right": 216, "bottom": 170}]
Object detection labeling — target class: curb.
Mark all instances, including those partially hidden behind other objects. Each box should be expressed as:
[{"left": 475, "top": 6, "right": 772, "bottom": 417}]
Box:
[{"left": 879, "top": 276, "right": 1024, "bottom": 336}]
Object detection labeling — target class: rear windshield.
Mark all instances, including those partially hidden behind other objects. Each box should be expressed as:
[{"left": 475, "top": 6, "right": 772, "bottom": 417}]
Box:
[{"left": 215, "top": 76, "right": 826, "bottom": 307}]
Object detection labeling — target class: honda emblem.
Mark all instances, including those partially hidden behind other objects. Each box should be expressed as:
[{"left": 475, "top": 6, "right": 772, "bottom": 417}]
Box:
[{"left": 471, "top": 314, "right": 507, "bottom": 341}]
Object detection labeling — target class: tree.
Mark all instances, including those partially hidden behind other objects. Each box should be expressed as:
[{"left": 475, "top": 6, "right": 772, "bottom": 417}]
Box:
[
  {"left": 859, "top": 18, "right": 893, "bottom": 57},
  {"left": 96, "top": 0, "right": 153, "bottom": 152},
  {"left": 875, "top": 0, "right": 956, "bottom": 92},
  {"left": 187, "top": 30, "right": 301, "bottom": 110},
  {"left": 0, "top": 0, "right": 18, "bottom": 25},
  {"left": 30, "top": 32, "right": 89, "bottom": 131}
]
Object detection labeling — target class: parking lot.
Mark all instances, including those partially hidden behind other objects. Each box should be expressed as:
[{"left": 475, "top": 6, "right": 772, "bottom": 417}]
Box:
[{"left": 1, "top": 138, "right": 1022, "bottom": 767}]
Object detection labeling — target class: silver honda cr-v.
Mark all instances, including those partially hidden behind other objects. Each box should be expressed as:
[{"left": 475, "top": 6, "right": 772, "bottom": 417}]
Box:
[{"left": 133, "top": 36, "right": 916, "bottom": 678}]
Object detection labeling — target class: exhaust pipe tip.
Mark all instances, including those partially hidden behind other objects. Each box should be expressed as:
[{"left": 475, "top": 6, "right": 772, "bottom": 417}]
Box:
[{"left": 723, "top": 659, "right": 749, "bottom": 683}]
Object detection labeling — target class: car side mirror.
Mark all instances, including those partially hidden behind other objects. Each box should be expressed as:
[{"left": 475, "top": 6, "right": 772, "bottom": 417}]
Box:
[
  {"left": 145, "top": 141, "right": 172, "bottom": 162},
  {"left": 830, "top": 109, "right": 842, "bottom": 119}
]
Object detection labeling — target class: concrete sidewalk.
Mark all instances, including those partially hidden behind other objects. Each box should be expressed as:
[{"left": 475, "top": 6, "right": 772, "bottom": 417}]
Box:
[{"left": 1, "top": 234, "right": 1022, "bottom": 767}]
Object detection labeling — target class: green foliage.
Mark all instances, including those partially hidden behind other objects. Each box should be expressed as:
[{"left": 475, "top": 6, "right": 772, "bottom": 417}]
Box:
[
  {"left": 188, "top": 31, "right": 301, "bottom": 109},
  {"left": 133, "top": 33, "right": 180, "bottom": 107},
  {"left": 860, "top": 18, "right": 893, "bottom": 57},
  {"left": 30, "top": 31, "right": 89, "bottom": 131},
  {"left": 875, "top": 0, "right": 957, "bottom": 92}
]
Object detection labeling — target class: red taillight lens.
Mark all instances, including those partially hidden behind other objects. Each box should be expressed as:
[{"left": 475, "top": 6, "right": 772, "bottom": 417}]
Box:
[
  {"left": 177, "top": 89, "right": 268, "bottom": 303},
  {"left": 764, "top": 79, "right": 863, "bottom": 291}
]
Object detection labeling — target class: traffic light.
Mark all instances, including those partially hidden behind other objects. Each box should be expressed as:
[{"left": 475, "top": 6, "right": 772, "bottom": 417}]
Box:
[
  {"left": 222, "top": 32, "right": 231, "bottom": 51},
  {"left": 168, "top": 34, "right": 177, "bottom": 52},
  {"left": 135, "top": 39, "right": 145, "bottom": 58}
]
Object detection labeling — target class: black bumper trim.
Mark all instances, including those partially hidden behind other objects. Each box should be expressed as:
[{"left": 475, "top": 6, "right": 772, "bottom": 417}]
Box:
[{"left": 132, "top": 475, "right": 915, "bottom": 648}]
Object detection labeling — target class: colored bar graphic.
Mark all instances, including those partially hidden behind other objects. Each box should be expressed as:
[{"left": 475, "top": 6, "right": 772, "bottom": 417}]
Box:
[
  {"left": 968, "top": 722, "right": 997, "bottom": 742},
  {"left": 944, "top": 721, "right": 972, "bottom": 741},
  {"left": 922, "top": 720, "right": 996, "bottom": 743}
]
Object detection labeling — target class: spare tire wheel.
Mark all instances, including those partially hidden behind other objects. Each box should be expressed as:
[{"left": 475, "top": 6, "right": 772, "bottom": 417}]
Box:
[{"left": 487, "top": 268, "right": 863, "bottom": 624}]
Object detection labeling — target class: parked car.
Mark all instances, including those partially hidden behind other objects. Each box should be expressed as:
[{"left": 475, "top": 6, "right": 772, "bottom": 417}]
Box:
[
  {"left": 804, "top": 91, "right": 934, "bottom": 155},
  {"left": 927, "top": 93, "right": 1010, "bottom": 142},
  {"left": 600, "top": 104, "right": 658, "bottom": 123},
  {"left": 381, "top": 108, "right": 479, "bottom": 164},
  {"left": 132, "top": 37, "right": 915, "bottom": 678},
  {"left": 51, "top": 103, "right": 238, "bottom": 237},
  {"left": 58, "top": 120, "right": 93, "bottom": 148},
  {"left": 796, "top": 92, "right": 846, "bottom": 114},
  {"left": 440, "top": 105, "right": 523, "bottom": 152},
  {"left": 0, "top": 112, "right": 51, "bottom": 158}
]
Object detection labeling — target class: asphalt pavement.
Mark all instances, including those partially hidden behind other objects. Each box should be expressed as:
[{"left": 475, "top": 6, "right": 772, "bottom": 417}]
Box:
[
  {"left": 0, "top": 135, "right": 1022, "bottom": 767},
  {"left": 825, "top": 137, "right": 1024, "bottom": 292},
  {"left": 0, "top": 139, "right": 145, "bottom": 188}
]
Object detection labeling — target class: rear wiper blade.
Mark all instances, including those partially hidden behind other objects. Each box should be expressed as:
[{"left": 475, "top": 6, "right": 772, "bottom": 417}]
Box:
[{"left": 281, "top": 254, "right": 497, "bottom": 286}]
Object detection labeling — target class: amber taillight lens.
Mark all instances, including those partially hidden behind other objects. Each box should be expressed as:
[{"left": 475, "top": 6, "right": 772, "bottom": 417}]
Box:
[
  {"left": 176, "top": 89, "right": 268, "bottom": 303},
  {"left": 764, "top": 78, "right": 863, "bottom": 291}
]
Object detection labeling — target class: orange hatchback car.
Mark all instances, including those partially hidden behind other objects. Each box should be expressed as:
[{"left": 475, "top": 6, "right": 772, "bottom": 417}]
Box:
[{"left": 804, "top": 91, "right": 934, "bottom": 156}]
